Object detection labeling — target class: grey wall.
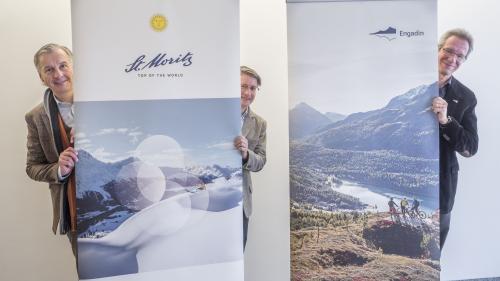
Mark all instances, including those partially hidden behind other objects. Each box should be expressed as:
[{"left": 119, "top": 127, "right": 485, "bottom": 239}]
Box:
[
  {"left": 439, "top": 0, "right": 500, "bottom": 280},
  {"left": 0, "top": 0, "right": 290, "bottom": 281},
  {"left": 0, "top": 0, "right": 78, "bottom": 280}
]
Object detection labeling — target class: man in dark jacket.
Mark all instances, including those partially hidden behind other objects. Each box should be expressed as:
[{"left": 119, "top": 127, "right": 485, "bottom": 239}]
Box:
[{"left": 432, "top": 29, "right": 478, "bottom": 249}]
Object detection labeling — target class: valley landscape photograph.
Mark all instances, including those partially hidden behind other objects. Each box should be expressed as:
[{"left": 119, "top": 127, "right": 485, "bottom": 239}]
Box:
[
  {"left": 289, "top": 84, "right": 440, "bottom": 281},
  {"left": 287, "top": 1, "right": 439, "bottom": 280}
]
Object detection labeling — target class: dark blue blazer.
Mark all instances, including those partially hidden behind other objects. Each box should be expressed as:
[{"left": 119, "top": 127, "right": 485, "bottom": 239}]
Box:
[{"left": 439, "top": 77, "right": 478, "bottom": 213}]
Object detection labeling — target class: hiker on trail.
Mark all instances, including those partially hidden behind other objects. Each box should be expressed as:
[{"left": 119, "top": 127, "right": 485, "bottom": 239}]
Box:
[
  {"left": 400, "top": 198, "right": 409, "bottom": 217},
  {"left": 388, "top": 198, "right": 397, "bottom": 213},
  {"left": 411, "top": 198, "right": 420, "bottom": 214},
  {"left": 388, "top": 198, "right": 398, "bottom": 221}
]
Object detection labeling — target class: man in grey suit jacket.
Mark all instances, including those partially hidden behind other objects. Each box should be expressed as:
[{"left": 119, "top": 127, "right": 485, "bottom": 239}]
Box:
[
  {"left": 234, "top": 66, "right": 267, "bottom": 248},
  {"left": 25, "top": 43, "right": 78, "bottom": 255}
]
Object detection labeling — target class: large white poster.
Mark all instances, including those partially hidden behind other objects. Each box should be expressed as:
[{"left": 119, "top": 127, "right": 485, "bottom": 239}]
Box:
[
  {"left": 287, "top": 0, "right": 440, "bottom": 280},
  {"left": 71, "top": 0, "right": 243, "bottom": 280}
]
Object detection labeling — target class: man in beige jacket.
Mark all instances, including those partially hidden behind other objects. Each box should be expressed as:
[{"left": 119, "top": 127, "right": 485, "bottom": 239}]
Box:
[
  {"left": 25, "top": 43, "right": 78, "bottom": 255},
  {"left": 234, "top": 66, "right": 267, "bottom": 248}
]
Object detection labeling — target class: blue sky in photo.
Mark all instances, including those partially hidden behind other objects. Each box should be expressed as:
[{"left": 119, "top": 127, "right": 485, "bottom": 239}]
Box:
[
  {"left": 74, "top": 98, "right": 241, "bottom": 167},
  {"left": 287, "top": 1, "right": 437, "bottom": 115}
]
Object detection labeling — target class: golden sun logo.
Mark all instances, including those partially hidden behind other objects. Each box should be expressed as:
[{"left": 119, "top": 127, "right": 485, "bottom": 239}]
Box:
[{"left": 150, "top": 14, "right": 168, "bottom": 32}]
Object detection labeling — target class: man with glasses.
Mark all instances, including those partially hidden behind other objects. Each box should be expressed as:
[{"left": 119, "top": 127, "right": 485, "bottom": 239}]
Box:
[
  {"left": 432, "top": 29, "right": 478, "bottom": 249},
  {"left": 234, "top": 66, "right": 267, "bottom": 249}
]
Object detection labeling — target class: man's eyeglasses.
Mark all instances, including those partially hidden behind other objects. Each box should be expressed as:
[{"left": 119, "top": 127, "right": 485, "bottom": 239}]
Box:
[
  {"left": 241, "top": 84, "right": 259, "bottom": 92},
  {"left": 441, "top": 47, "right": 467, "bottom": 63}
]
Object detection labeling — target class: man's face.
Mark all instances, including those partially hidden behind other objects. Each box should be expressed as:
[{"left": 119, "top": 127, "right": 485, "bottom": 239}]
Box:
[
  {"left": 240, "top": 73, "right": 258, "bottom": 110},
  {"left": 38, "top": 48, "right": 73, "bottom": 101},
  {"left": 438, "top": 35, "right": 469, "bottom": 78}
]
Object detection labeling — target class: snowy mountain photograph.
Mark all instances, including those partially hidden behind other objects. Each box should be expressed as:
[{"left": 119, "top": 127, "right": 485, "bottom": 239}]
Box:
[{"left": 74, "top": 98, "right": 243, "bottom": 280}]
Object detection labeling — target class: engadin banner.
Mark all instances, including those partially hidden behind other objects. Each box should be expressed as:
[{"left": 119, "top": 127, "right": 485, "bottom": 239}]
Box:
[
  {"left": 287, "top": 0, "right": 440, "bottom": 280},
  {"left": 71, "top": 1, "right": 242, "bottom": 280}
]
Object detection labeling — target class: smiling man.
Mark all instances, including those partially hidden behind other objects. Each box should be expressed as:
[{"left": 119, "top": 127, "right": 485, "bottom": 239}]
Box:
[
  {"left": 25, "top": 43, "right": 78, "bottom": 256},
  {"left": 234, "top": 66, "right": 267, "bottom": 249},
  {"left": 431, "top": 29, "right": 478, "bottom": 249}
]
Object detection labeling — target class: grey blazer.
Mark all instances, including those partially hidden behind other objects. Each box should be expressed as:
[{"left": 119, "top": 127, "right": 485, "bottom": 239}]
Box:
[
  {"left": 25, "top": 91, "right": 64, "bottom": 234},
  {"left": 242, "top": 108, "right": 267, "bottom": 218}
]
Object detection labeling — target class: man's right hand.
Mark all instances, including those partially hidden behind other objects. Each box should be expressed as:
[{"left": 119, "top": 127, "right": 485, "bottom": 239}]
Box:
[
  {"left": 59, "top": 147, "right": 78, "bottom": 177},
  {"left": 432, "top": 96, "right": 449, "bottom": 125},
  {"left": 234, "top": 135, "right": 249, "bottom": 161}
]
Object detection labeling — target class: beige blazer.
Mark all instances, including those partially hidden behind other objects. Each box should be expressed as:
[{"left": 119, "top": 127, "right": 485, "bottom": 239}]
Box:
[
  {"left": 25, "top": 101, "right": 63, "bottom": 234},
  {"left": 242, "top": 108, "right": 267, "bottom": 218}
]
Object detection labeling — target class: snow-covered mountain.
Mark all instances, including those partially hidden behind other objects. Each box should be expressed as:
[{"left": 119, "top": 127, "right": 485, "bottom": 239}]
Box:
[
  {"left": 186, "top": 164, "right": 241, "bottom": 183},
  {"left": 76, "top": 149, "right": 242, "bottom": 238},
  {"left": 76, "top": 150, "right": 137, "bottom": 199},
  {"left": 305, "top": 83, "right": 439, "bottom": 158}
]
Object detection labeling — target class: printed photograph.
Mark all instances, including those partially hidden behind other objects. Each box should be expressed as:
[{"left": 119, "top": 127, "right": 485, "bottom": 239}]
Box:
[
  {"left": 74, "top": 98, "right": 243, "bottom": 280},
  {"left": 287, "top": 1, "right": 440, "bottom": 280}
]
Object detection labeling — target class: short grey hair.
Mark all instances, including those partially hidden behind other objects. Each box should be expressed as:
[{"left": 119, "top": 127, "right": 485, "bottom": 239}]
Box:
[
  {"left": 34, "top": 43, "right": 73, "bottom": 73},
  {"left": 438, "top": 28, "right": 474, "bottom": 58},
  {"left": 240, "top": 65, "right": 261, "bottom": 86}
]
